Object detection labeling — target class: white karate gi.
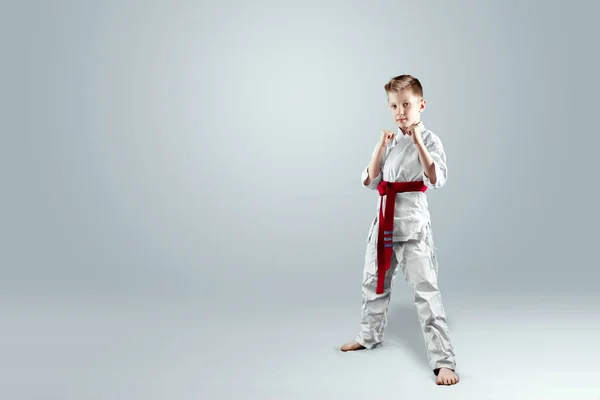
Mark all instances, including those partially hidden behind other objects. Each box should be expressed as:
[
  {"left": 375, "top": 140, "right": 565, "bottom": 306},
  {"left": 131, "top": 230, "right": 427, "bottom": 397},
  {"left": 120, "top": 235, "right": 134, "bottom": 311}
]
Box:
[{"left": 355, "top": 121, "right": 456, "bottom": 373}]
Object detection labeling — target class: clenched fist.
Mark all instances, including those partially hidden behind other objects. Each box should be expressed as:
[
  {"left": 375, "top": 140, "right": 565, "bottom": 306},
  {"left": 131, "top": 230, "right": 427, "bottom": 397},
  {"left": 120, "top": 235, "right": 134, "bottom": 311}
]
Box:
[
  {"left": 379, "top": 129, "right": 395, "bottom": 148},
  {"left": 405, "top": 122, "right": 423, "bottom": 145}
]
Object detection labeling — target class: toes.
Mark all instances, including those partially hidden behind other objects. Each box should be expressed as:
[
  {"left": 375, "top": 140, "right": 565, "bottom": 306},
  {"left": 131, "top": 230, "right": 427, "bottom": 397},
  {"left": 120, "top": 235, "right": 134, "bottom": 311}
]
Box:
[
  {"left": 436, "top": 373, "right": 458, "bottom": 386},
  {"left": 434, "top": 368, "right": 460, "bottom": 386}
]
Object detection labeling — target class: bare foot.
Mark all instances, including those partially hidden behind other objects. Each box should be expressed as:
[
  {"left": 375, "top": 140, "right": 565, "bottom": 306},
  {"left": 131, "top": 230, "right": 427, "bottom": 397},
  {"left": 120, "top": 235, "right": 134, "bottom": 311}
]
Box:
[
  {"left": 340, "top": 341, "right": 365, "bottom": 352},
  {"left": 435, "top": 368, "right": 459, "bottom": 385}
]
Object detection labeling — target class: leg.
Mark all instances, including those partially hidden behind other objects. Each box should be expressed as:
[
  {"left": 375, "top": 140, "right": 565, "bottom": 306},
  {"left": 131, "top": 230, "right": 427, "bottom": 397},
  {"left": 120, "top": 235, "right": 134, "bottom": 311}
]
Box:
[
  {"left": 341, "top": 226, "right": 400, "bottom": 351},
  {"left": 396, "top": 230, "right": 459, "bottom": 385}
]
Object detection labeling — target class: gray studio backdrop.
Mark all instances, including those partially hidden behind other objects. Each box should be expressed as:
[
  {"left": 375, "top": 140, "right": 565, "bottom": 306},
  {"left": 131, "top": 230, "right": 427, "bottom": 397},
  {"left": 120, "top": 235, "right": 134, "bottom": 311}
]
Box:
[{"left": 3, "top": 0, "right": 599, "bottom": 314}]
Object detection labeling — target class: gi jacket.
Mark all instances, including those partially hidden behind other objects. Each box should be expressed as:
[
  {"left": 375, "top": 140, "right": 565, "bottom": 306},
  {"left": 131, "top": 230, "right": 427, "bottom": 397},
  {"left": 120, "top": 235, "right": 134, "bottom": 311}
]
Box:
[{"left": 362, "top": 122, "right": 448, "bottom": 242}]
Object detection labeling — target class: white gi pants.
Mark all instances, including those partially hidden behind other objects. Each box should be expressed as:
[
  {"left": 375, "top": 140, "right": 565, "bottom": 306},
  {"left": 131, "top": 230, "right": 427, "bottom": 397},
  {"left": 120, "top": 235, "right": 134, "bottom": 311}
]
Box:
[{"left": 354, "top": 222, "right": 456, "bottom": 372}]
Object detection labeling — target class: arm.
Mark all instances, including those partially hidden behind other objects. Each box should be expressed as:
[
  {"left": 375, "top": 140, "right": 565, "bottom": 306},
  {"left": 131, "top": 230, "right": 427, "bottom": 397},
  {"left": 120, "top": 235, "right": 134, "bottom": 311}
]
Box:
[
  {"left": 364, "top": 144, "right": 386, "bottom": 185},
  {"left": 361, "top": 142, "right": 387, "bottom": 189},
  {"left": 415, "top": 141, "right": 437, "bottom": 184},
  {"left": 415, "top": 135, "right": 447, "bottom": 189}
]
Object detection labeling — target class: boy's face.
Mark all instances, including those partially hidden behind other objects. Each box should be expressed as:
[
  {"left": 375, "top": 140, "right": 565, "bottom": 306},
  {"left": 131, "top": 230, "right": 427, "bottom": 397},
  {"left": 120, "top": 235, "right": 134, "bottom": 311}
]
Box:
[{"left": 387, "top": 89, "right": 426, "bottom": 130}]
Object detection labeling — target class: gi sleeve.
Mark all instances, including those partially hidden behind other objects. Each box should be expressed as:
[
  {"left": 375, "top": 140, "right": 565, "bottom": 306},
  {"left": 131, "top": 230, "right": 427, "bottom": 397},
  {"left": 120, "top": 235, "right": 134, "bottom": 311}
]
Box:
[
  {"left": 361, "top": 142, "right": 385, "bottom": 190},
  {"left": 422, "top": 134, "right": 448, "bottom": 189}
]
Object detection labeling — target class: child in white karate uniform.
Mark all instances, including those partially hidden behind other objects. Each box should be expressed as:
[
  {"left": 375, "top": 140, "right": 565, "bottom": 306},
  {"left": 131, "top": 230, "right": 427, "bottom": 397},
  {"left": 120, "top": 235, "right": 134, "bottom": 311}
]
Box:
[{"left": 340, "top": 75, "right": 459, "bottom": 386}]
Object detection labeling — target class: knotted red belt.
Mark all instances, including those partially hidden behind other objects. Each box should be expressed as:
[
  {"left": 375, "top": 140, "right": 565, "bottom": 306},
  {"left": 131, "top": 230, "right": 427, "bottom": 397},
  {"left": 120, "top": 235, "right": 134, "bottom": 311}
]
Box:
[{"left": 375, "top": 180, "right": 428, "bottom": 294}]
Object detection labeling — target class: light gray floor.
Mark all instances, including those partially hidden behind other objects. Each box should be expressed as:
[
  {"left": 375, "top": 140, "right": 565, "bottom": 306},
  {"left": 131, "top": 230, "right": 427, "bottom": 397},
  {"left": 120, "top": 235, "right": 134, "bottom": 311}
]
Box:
[{"left": 3, "top": 288, "right": 599, "bottom": 400}]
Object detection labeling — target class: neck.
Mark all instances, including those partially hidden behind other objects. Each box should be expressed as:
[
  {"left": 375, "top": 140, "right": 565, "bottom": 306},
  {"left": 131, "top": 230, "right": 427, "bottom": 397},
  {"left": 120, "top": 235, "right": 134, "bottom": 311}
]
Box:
[{"left": 399, "top": 120, "right": 421, "bottom": 134}]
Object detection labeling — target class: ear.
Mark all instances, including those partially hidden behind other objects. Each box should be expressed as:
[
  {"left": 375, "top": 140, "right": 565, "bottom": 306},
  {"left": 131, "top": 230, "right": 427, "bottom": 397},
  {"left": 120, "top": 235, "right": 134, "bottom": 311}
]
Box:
[{"left": 419, "top": 99, "right": 427, "bottom": 112}]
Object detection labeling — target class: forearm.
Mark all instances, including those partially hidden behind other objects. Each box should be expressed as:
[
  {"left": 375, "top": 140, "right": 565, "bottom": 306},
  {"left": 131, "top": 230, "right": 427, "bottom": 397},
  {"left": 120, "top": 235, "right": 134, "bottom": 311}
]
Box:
[
  {"left": 364, "top": 144, "right": 386, "bottom": 185},
  {"left": 415, "top": 140, "right": 437, "bottom": 184}
]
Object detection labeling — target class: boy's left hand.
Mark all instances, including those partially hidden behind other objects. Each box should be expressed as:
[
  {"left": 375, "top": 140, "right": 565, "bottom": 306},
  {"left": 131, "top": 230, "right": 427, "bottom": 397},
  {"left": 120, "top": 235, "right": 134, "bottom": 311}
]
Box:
[{"left": 406, "top": 122, "right": 423, "bottom": 145}]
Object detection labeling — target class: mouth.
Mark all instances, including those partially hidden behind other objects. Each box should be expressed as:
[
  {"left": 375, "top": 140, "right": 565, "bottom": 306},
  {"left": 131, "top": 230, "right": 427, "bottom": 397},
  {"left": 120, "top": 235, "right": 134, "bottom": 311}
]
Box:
[{"left": 397, "top": 118, "right": 407, "bottom": 122}]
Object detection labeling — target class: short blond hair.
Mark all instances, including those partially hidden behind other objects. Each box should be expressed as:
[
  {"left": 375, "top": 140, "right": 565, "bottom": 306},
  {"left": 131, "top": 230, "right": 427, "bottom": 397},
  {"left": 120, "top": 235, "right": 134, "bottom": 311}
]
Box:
[{"left": 384, "top": 75, "right": 423, "bottom": 98}]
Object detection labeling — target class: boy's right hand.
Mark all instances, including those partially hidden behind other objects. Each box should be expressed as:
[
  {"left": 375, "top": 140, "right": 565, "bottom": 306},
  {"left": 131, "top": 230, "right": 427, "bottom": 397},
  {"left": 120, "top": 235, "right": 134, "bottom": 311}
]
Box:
[{"left": 379, "top": 130, "right": 395, "bottom": 148}]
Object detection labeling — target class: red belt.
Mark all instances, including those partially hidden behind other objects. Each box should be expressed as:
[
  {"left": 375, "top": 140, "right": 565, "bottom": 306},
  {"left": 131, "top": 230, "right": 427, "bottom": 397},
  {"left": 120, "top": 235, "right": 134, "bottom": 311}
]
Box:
[{"left": 375, "top": 180, "right": 427, "bottom": 294}]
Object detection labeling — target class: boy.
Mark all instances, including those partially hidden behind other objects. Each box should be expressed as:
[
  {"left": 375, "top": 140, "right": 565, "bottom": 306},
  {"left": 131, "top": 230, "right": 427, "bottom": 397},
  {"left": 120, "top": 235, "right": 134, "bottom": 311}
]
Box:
[{"left": 340, "top": 75, "right": 459, "bottom": 386}]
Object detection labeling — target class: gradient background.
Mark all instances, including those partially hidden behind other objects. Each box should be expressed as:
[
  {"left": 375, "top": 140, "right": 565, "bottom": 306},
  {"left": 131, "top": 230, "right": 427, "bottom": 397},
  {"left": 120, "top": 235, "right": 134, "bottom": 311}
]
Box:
[{"left": 2, "top": 0, "right": 600, "bottom": 399}]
